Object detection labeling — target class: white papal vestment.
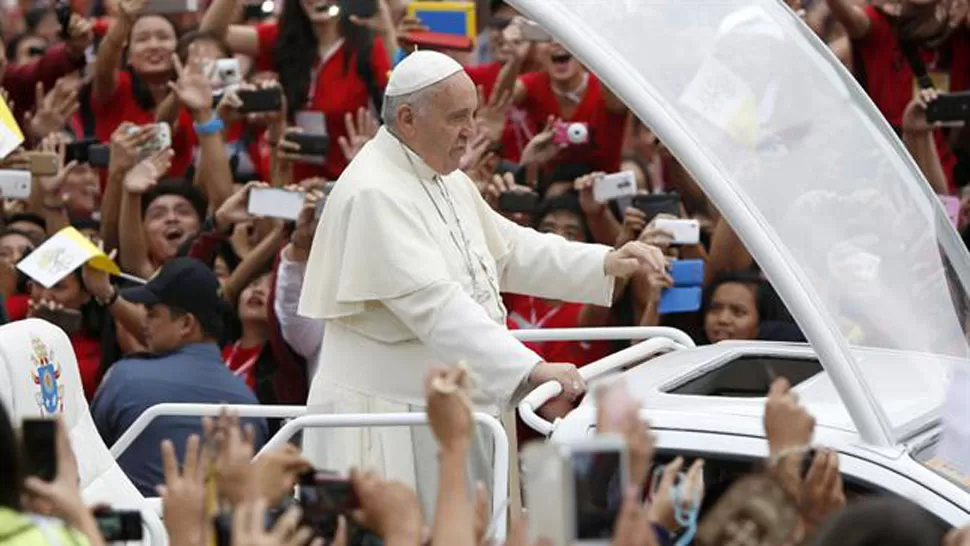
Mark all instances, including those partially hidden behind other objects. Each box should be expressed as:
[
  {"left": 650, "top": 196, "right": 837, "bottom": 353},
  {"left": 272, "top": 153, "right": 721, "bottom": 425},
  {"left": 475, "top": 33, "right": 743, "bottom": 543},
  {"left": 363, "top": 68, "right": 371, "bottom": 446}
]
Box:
[{"left": 298, "top": 126, "right": 614, "bottom": 516}]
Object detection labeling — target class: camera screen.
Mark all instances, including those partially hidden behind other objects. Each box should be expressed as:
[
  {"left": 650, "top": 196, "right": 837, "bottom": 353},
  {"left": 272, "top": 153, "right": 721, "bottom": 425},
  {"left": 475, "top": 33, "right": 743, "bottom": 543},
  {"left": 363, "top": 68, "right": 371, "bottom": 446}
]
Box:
[{"left": 572, "top": 450, "right": 622, "bottom": 540}]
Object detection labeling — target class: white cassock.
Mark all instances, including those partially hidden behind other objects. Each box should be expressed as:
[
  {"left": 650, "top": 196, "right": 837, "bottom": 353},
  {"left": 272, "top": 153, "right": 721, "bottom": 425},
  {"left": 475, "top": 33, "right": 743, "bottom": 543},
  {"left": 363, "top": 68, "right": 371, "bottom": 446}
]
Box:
[{"left": 298, "top": 126, "right": 615, "bottom": 515}]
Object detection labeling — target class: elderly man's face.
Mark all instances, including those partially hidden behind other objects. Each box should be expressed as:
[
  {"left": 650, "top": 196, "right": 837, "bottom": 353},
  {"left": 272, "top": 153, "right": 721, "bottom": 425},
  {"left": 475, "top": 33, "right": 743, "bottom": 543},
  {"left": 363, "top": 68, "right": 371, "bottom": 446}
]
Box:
[{"left": 410, "top": 73, "right": 478, "bottom": 174}]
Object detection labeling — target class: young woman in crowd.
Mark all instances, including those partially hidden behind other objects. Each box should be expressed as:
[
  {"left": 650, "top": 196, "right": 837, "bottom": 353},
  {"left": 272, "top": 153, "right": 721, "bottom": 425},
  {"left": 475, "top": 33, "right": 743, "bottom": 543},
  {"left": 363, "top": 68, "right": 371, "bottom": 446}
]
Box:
[
  {"left": 200, "top": 0, "right": 396, "bottom": 182},
  {"left": 88, "top": 0, "right": 195, "bottom": 177}
]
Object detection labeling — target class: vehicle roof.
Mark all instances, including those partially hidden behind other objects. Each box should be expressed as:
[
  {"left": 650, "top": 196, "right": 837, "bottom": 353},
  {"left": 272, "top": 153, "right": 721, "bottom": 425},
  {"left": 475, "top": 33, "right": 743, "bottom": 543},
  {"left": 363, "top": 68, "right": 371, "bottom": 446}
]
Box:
[{"left": 574, "top": 341, "right": 954, "bottom": 443}]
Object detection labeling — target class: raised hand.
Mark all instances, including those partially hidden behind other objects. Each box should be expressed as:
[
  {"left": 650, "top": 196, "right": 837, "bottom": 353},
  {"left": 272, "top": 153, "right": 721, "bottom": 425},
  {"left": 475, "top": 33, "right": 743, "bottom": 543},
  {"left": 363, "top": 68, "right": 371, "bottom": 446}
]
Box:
[
  {"left": 117, "top": 0, "right": 146, "bottom": 22},
  {"left": 337, "top": 107, "right": 379, "bottom": 161},
  {"left": 350, "top": 469, "right": 423, "bottom": 542},
  {"left": 65, "top": 14, "right": 94, "bottom": 59},
  {"left": 215, "top": 181, "right": 267, "bottom": 231},
  {"left": 36, "top": 133, "right": 75, "bottom": 195},
  {"left": 157, "top": 435, "right": 208, "bottom": 546},
  {"left": 231, "top": 500, "right": 317, "bottom": 546},
  {"left": 26, "top": 79, "right": 79, "bottom": 141},
  {"left": 425, "top": 366, "right": 474, "bottom": 453},
  {"left": 520, "top": 116, "right": 563, "bottom": 166},
  {"left": 124, "top": 149, "right": 174, "bottom": 194},
  {"left": 109, "top": 123, "right": 156, "bottom": 177},
  {"left": 475, "top": 86, "right": 514, "bottom": 145},
  {"left": 168, "top": 54, "right": 214, "bottom": 117}
]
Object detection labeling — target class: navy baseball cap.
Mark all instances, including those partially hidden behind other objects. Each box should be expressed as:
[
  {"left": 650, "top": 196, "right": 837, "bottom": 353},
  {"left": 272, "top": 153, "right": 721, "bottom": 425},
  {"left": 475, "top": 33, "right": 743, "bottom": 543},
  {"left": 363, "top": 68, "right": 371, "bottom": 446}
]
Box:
[{"left": 123, "top": 258, "right": 224, "bottom": 324}]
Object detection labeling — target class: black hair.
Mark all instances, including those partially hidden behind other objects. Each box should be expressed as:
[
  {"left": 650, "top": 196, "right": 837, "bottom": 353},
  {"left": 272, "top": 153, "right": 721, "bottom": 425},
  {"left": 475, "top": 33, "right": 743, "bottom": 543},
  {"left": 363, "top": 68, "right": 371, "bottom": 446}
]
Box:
[
  {"left": 539, "top": 163, "right": 595, "bottom": 198},
  {"left": 6, "top": 213, "right": 47, "bottom": 236},
  {"left": 24, "top": 7, "right": 54, "bottom": 33},
  {"left": 702, "top": 269, "right": 794, "bottom": 326},
  {"left": 274, "top": 0, "right": 384, "bottom": 121},
  {"left": 532, "top": 192, "right": 593, "bottom": 242},
  {"left": 812, "top": 497, "right": 948, "bottom": 546},
  {"left": 489, "top": 0, "right": 508, "bottom": 14},
  {"left": 177, "top": 29, "right": 232, "bottom": 62},
  {"left": 0, "top": 402, "right": 23, "bottom": 510},
  {"left": 168, "top": 303, "right": 225, "bottom": 342},
  {"left": 141, "top": 178, "right": 209, "bottom": 222},
  {"left": 70, "top": 216, "right": 101, "bottom": 234}
]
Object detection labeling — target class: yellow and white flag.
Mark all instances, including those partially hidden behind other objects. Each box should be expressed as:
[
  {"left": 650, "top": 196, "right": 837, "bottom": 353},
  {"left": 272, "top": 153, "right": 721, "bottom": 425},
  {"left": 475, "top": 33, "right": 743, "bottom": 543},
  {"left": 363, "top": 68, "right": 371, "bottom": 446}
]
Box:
[
  {"left": 16, "top": 227, "right": 120, "bottom": 288},
  {"left": 0, "top": 94, "right": 24, "bottom": 160}
]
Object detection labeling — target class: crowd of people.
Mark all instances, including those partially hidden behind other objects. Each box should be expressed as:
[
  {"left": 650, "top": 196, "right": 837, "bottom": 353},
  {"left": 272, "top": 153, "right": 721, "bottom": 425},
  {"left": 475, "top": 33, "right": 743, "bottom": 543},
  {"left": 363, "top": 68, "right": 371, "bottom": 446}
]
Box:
[{"left": 0, "top": 0, "right": 969, "bottom": 542}]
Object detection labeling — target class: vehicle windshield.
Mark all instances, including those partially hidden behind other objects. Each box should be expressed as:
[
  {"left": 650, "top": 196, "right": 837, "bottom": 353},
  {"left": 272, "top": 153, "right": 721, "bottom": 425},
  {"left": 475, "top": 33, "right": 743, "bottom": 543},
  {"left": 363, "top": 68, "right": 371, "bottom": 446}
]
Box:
[
  {"left": 516, "top": 0, "right": 970, "bottom": 442},
  {"left": 915, "top": 439, "right": 970, "bottom": 493}
]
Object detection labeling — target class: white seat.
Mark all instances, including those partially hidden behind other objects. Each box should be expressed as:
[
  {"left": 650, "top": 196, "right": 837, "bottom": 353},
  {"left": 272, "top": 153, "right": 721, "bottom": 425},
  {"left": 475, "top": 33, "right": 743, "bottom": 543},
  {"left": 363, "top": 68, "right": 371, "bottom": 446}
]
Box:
[{"left": 0, "top": 319, "right": 167, "bottom": 545}]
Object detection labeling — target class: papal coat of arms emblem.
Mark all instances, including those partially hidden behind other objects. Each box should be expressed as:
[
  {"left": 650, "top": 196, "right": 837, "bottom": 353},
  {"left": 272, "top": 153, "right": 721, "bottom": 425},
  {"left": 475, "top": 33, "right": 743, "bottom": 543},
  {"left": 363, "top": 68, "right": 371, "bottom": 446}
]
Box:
[{"left": 29, "top": 336, "right": 64, "bottom": 416}]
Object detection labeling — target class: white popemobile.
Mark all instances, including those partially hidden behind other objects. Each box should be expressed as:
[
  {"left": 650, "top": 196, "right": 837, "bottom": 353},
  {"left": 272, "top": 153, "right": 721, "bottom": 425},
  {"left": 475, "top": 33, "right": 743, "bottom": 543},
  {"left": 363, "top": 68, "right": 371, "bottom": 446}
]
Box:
[{"left": 512, "top": 0, "right": 970, "bottom": 528}]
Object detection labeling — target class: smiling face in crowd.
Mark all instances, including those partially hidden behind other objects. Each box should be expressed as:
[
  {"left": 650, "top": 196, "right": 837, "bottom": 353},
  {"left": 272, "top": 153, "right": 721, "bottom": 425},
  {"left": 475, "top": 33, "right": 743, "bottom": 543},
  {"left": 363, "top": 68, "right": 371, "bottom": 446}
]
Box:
[
  {"left": 63, "top": 164, "right": 101, "bottom": 218},
  {"left": 129, "top": 15, "right": 178, "bottom": 78},
  {"left": 545, "top": 42, "right": 582, "bottom": 84},
  {"left": 704, "top": 281, "right": 760, "bottom": 344},
  {"left": 143, "top": 195, "right": 201, "bottom": 266},
  {"left": 299, "top": 0, "right": 341, "bottom": 25}
]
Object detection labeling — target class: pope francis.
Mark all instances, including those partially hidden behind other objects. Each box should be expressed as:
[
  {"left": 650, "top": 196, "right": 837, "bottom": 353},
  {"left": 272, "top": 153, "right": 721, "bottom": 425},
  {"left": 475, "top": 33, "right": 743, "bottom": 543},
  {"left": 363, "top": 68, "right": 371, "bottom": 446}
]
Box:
[{"left": 298, "top": 50, "right": 666, "bottom": 514}]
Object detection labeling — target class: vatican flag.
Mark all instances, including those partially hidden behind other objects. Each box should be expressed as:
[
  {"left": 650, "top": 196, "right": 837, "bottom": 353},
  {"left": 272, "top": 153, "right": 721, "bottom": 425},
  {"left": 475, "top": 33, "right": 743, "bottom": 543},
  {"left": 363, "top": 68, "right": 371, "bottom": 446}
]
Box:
[{"left": 0, "top": 94, "right": 23, "bottom": 160}]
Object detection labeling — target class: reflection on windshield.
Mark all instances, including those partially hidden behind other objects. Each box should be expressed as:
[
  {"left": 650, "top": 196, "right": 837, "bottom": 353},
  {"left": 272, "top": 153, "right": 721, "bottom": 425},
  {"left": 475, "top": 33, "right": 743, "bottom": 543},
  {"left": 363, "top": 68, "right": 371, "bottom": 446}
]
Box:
[{"left": 558, "top": 0, "right": 970, "bottom": 359}]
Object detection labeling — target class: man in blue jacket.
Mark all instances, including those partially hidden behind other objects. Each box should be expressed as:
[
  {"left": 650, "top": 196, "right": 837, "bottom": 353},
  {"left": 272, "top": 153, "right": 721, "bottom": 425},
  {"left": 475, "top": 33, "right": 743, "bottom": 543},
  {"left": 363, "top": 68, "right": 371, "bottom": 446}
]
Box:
[{"left": 91, "top": 258, "right": 267, "bottom": 496}]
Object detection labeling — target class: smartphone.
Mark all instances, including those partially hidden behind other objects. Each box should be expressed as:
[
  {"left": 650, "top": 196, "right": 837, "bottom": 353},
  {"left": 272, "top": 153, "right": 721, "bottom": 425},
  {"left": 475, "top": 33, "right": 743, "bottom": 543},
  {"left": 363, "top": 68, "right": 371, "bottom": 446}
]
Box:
[
  {"left": 498, "top": 191, "right": 538, "bottom": 214},
  {"left": 926, "top": 91, "right": 970, "bottom": 123},
  {"left": 653, "top": 218, "right": 700, "bottom": 245},
  {"left": 337, "top": 0, "right": 379, "bottom": 18},
  {"left": 33, "top": 306, "right": 83, "bottom": 335},
  {"left": 669, "top": 259, "right": 704, "bottom": 287},
  {"left": 285, "top": 133, "right": 329, "bottom": 158},
  {"left": 299, "top": 470, "right": 360, "bottom": 513},
  {"left": 632, "top": 193, "right": 680, "bottom": 222},
  {"left": 65, "top": 139, "right": 95, "bottom": 164},
  {"left": 94, "top": 509, "right": 143, "bottom": 542},
  {"left": 596, "top": 380, "right": 639, "bottom": 430},
  {"left": 520, "top": 19, "right": 553, "bottom": 42},
  {"left": 592, "top": 171, "right": 637, "bottom": 203},
  {"left": 143, "top": 0, "right": 199, "bottom": 13},
  {"left": 523, "top": 436, "right": 628, "bottom": 546},
  {"left": 657, "top": 286, "right": 703, "bottom": 315},
  {"left": 27, "top": 152, "right": 60, "bottom": 177},
  {"left": 128, "top": 122, "right": 171, "bottom": 156},
  {"left": 87, "top": 144, "right": 111, "bottom": 168},
  {"left": 0, "top": 170, "right": 32, "bottom": 200},
  {"left": 248, "top": 187, "right": 306, "bottom": 221},
  {"left": 208, "top": 58, "right": 243, "bottom": 91},
  {"left": 236, "top": 87, "right": 284, "bottom": 114},
  {"left": 21, "top": 418, "right": 57, "bottom": 481}
]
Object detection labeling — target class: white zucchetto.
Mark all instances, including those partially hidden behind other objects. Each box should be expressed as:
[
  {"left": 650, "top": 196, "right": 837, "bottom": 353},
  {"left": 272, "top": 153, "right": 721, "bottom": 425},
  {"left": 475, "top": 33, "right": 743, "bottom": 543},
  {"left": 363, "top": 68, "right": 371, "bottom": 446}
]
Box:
[{"left": 385, "top": 50, "right": 464, "bottom": 97}]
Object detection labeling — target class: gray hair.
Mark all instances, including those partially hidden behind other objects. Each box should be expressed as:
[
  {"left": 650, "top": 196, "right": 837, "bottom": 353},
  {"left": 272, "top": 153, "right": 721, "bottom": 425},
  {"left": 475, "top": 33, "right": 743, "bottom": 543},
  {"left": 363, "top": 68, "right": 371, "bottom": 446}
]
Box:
[{"left": 381, "top": 85, "right": 439, "bottom": 129}]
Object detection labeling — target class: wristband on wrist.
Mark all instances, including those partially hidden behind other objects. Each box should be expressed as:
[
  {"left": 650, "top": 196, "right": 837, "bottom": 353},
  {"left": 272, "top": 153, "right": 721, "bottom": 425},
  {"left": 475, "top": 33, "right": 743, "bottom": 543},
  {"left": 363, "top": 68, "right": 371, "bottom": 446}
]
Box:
[
  {"left": 194, "top": 116, "right": 225, "bottom": 136},
  {"left": 96, "top": 286, "right": 119, "bottom": 307}
]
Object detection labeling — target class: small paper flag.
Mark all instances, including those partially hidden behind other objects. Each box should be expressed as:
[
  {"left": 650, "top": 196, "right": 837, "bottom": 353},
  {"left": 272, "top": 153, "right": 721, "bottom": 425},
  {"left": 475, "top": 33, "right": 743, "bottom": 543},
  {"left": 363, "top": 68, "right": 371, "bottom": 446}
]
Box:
[
  {"left": 16, "top": 227, "right": 120, "bottom": 289},
  {"left": 0, "top": 93, "right": 24, "bottom": 160}
]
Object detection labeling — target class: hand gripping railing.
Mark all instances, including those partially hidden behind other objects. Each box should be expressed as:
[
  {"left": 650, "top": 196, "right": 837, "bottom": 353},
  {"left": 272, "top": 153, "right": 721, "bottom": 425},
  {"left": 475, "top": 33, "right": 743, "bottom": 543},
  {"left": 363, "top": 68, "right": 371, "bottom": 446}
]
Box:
[{"left": 517, "top": 329, "right": 692, "bottom": 436}]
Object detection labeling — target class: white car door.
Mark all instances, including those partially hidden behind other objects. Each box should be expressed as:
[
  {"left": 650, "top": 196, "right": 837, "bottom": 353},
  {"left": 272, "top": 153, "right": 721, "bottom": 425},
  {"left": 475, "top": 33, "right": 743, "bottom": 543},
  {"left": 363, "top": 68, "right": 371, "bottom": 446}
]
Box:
[{"left": 652, "top": 429, "right": 969, "bottom": 526}]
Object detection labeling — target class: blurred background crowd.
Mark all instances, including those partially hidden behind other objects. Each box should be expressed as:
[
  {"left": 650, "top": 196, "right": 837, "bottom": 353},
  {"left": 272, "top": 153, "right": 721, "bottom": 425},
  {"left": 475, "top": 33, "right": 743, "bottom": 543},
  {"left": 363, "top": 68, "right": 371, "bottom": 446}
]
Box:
[{"left": 0, "top": 0, "right": 969, "bottom": 543}]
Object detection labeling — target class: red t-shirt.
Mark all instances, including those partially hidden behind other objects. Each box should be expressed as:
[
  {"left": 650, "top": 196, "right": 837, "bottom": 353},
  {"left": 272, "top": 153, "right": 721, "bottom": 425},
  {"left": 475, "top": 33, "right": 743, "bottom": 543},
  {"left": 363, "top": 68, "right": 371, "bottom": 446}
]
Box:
[
  {"left": 6, "top": 293, "right": 28, "bottom": 322},
  {"left": 505, "top": 294, "right": 611, "bottom": 444},
  {"left": 519, "top": 71, "right": 628, "bottom": 173},
  {"left": 222, "top": 342, "right": 261, "bottom": 392},
  {"left": 854, "top": 5, "right": 970, "bottom": 190},
  {"left": 255, "top": 23, "right": 390, "bottom": 181},
  {"left": 504, "top": 294, "right": 611, "bottom": 367},
  {"left": 466, "top": 61, "right": 536, "bottom": 164},
  {"left": 91, "top": 71, "right": 197, "bottom": 186},
  {"left": 73, "top": 333, "right": 103, "bottom": 401}
]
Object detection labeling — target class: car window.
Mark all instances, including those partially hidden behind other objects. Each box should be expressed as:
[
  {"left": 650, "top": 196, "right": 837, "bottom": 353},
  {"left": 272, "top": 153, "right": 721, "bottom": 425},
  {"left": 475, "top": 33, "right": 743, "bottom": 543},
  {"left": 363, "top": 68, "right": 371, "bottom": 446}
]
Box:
[{"left": 913, "top": 439, "right": 970, "bottom": 493}]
